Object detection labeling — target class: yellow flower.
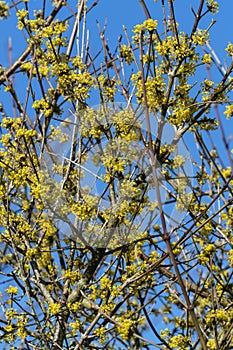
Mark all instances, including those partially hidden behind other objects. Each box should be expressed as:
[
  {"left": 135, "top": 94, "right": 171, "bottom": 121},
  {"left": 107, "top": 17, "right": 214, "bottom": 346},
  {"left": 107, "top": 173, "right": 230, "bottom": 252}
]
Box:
[
  {"left": 202, "top": 53, "right": 212, "bottom": 64},
  {"left": 48, "top": 302, "right": 61, "bottom": 315},
  {"left": 143, "top": 18, "right": 158, "bottom": 31},
  {"left": 224, "top": 105, "right": 233, "bottom": 119},
  {"left": 6, "top": 286, "right": 19, "bottom": 295},
  {"left": 0, "top": 1, "right": 9, "bottom": 20},
  {"left": 117, "top": 318, "right": 134, "bottom": 340}
]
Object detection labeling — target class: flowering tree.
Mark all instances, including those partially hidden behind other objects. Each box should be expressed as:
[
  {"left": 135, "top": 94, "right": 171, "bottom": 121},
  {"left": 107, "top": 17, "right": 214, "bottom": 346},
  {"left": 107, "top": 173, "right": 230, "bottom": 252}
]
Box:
[{"left": 0, "top": 0, "right": 233, "bottom": 349}]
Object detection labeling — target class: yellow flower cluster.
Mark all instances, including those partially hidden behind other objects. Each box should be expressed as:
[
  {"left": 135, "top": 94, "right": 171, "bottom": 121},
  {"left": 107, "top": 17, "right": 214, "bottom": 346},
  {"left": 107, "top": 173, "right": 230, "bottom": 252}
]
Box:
[
  {"left": 116, "top": 318, "right": 134, "bottom": 341},
  {"left": 16, "top": 7, "right": 93, "bottom": 105},
  {"left": 26, "top": 247, "right": 39, "bottom": 259},
  {"left": 70, "top": 320, "right": 81, "bottom": 335},
  {"left": 226, "top": 42, "right": 233, "bottom": 56},
  {"left": 3, "top": 308, "right": 29, "bottom": 342},
  {"left": 16, "top": 9, "right": 28, "bottom": 30},
  {"left": 169, "top": 334, "right": 190, "bottom": 350},
  {"left": 202, "top": 53, "right": 212, "bottom": 64},
  {"left": 63, "top": 269, "right": 81, "bottom": 284},
  {"left": 16, "top": 317, "right": 28, "bottom": 339},
  {"left": 156, "top": 32, "right": 194, "bottom": 60},
  {"left": 48, "top": 302, "right": 61, "bottom": 315},
  {"left": 103, "top": 156, "right": 126, "bottom": 174},
  {"left": 72, "top": 195, "right": 97, "bottom": 221},
  {"left": 40, "top": 20, "right": 68, "bottom": 38},
  {"left": 207, "top": 339, "right": 216, "bottom": 350},
  {"left": 32, "top": 97, "right": 53, "bottom": 117},
  {"left": 228, "top": 249, "right": 233, "bottom": 267},
  {"left": 68, "top": 301, "right": 80, "bottom": 312},
  {"left": 72, "top": 55, "right": 85, "bottom": 70},
  {"left": 5, "top": 286, "right": 19, "bottom": 295},
  {"left": 96, "top": 75, "right": 116, "bottom": 102},
  {"left": 20, "top": 62, "right": 36, "bottom": 75},
  {"left": 111, "top": 110, "right": 140, "bottom": 140},
  {"left": 224, "top": 105, "right": 233, "bottom": 119},
  {"left": 99, "top": 276, "right": 111, "bottom": 290},
  {"left": 168, "top": 104, "right": 191, "bottom": 126},
  {"left": 198, "top": 243, "right": 216, "bottom": 264},
  {"left": 94, "top": 325, "right": 106, "bottom": 344},
  {"left": 192, "top": 29, "right": 209, "bottom": 46},
  {"left": 206, "top": 0, "right": 219, "bottom": 14},
  {"left": 119, "top": 44, "right": 134, "bottom": 65},
  {"left": 133, "top": 18, "right": 158, "bottom": 34},
  {"left": 132, "top": 73, "right": 166, "bottom": 110},
  {"left": 205, "top": 308, "right": 231, "bottom": 327},
  {"left": 0, "top": 1, "right": 9, "bottom": 20},
  {"left": 222, "top": 166, "right": 232, "bottom": 178}
]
